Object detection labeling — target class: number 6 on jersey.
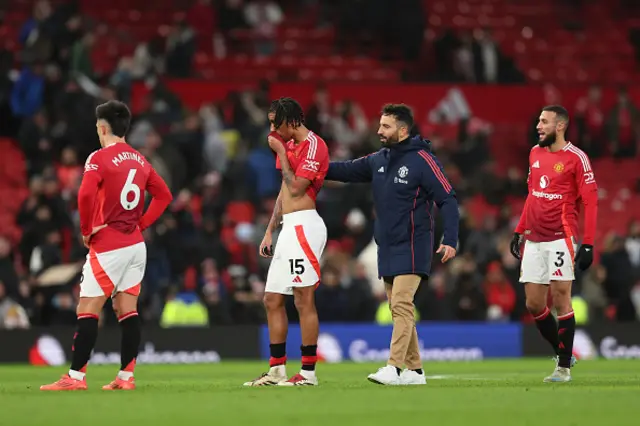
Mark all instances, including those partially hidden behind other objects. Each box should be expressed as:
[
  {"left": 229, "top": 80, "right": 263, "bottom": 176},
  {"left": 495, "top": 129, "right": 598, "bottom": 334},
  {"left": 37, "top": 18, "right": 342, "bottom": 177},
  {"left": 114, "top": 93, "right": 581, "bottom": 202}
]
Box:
[{"left": 120, "top": 169, "right": 141, "bottom": 210}]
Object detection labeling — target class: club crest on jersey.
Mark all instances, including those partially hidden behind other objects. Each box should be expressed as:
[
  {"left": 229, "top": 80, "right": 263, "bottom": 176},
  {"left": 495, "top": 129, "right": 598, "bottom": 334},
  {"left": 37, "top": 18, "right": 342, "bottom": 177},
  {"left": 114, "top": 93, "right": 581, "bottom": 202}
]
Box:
[
  {"left": 553, "top": 162, "right": 565, "bottom": 173},
  {"left": 394, "top": 166, "right": 409, "bottom": 184}
]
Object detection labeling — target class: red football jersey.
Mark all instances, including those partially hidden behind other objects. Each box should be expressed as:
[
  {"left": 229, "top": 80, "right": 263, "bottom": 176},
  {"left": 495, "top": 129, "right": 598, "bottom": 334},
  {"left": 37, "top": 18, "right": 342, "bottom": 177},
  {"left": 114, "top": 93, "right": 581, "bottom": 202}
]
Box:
[
  {"left": 275, "top": 131, "right": 329, "bottom": 202},
  {"left": 79, "top": 143, "right": 172, "bottom": 253},
  {"left": 515, "top": 143, "right": 598, "bottom": 245}
]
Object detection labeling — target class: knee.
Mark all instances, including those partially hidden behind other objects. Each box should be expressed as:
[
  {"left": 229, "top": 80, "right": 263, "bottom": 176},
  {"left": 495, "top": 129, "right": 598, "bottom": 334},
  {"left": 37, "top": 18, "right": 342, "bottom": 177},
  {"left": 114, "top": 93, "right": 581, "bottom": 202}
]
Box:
[
  {"left": 263, "top": 293, "right": 284, "bottom": 311},
  {"left": 390, "top": 296, "right": 412, "bottom": 315},
  {"left": 551, "top": 289, "right": 572, "bottom": 314},
  {"left": 76, "top": 297, "right": 105, "bottom": 316},
  {"left": 525, "top": 299, "right": 547, "bottom": 315},
  {"left": 293, "top": 292, "right": 315, "bottom": 313}
]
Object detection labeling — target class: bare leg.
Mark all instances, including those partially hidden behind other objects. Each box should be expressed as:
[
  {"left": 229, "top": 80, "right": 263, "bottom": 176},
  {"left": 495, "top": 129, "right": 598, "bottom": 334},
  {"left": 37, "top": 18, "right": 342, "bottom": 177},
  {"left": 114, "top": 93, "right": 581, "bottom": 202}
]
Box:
[{"left": 293, "top": 286, "right": 319, "bottom": 375}]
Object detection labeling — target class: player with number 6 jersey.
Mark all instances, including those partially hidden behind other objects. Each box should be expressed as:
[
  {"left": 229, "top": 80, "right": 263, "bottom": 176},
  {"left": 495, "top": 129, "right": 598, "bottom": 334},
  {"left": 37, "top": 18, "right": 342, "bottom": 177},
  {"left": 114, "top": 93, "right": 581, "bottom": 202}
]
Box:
[{"left": 41, "top": 101, "right": 172, "bottom": 392}]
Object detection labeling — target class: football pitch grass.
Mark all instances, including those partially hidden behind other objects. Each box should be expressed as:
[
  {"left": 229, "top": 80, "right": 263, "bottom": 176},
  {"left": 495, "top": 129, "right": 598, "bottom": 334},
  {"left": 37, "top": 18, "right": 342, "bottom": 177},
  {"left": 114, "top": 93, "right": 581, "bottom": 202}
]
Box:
[{"left": 1, "top": 359, "right": 639, "bottom": 426}]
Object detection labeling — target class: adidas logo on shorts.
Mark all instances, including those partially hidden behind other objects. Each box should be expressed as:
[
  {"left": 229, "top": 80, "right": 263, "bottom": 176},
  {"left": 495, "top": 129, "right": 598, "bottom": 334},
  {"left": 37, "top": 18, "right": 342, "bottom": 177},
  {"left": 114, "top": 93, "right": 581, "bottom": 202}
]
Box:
[{"left": 292, "top": 276, "right": 302, "bottom": 283}]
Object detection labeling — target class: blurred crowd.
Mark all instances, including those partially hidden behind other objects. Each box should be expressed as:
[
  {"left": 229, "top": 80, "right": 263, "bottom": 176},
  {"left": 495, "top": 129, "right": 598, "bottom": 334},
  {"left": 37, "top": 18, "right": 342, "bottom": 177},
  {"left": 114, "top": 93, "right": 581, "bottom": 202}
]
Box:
[{"left": 0, "top": 0, "right": 639, "bottom": 329}]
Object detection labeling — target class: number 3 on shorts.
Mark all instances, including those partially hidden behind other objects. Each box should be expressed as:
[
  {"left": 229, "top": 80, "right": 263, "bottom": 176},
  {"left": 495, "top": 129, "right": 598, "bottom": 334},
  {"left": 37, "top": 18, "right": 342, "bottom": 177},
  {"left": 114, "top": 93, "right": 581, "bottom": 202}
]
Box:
[
  {"left": 120, "top": 169, "right": 141, "bottom": 211},
  {"left": 554, "top": 251, "right": 565, "bottom": 267}
]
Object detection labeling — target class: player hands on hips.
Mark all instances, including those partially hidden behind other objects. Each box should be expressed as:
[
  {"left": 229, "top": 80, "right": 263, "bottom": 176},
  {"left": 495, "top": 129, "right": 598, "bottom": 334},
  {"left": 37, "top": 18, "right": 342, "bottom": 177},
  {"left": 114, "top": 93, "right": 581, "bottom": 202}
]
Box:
[
  {"left": 243, "top": 98, "right": 329, "bottom": 387},
  {"left": 325, "top": 104, "right": 459, "bottom": 385},
  {"left": 40, "top": 101, "right": 173, "bottom": 391},
  {"left": 510, "top": 105, "right": 598, "bottom": 383}
]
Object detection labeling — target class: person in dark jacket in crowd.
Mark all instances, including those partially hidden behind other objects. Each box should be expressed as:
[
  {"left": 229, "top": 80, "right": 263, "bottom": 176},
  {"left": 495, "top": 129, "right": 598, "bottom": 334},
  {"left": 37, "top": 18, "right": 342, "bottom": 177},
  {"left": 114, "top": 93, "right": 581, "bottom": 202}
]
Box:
[{"left": 325, "top": 104, "right": 459, "bottom": 386}]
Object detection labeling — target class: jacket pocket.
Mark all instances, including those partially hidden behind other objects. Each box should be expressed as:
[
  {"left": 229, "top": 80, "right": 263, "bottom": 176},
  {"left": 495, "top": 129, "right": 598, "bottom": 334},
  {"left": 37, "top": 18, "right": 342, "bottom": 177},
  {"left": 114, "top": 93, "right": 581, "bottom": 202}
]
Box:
[{"left": 387, "top": 216, "right": 411, "bottom": 246}]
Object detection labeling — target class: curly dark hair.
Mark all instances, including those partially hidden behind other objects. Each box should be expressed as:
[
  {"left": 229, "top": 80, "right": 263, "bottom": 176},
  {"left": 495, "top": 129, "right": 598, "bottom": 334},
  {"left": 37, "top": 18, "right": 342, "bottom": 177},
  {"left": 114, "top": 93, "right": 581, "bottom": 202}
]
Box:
[{"left": 269, "top": 97, "right": 305, "bottom": 129}]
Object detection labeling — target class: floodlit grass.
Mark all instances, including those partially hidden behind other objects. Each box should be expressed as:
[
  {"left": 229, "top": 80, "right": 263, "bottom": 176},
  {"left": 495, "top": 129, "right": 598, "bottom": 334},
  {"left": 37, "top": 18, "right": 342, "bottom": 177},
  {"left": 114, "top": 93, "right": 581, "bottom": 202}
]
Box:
[{"left": 1, "top": 359, "right": 639, "bottom": 426}]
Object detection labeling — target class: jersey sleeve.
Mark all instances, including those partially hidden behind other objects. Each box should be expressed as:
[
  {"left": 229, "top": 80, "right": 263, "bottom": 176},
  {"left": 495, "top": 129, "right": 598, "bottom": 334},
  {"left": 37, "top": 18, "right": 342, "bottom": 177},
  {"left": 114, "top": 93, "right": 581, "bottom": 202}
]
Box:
[
  {"left": 294, "top": 137, "right": 328, "bottom": 182},
  {"left": 78, "top": 151, "right": 104, "bottom": 236},
  {"left": 325, "top": 153, "right": 375, "bottom": 183},
  {"left": 139, "top": 167, "right": 173, "bottom": 231},
  {"left": 418, "top": 151, "right": 459, "bottom": 248},
  {"left": 83, "top": 151, "right": 104, "bottom": 180},
  {"left": 573, "top": 152, "right": 598, "bottom": 245}
]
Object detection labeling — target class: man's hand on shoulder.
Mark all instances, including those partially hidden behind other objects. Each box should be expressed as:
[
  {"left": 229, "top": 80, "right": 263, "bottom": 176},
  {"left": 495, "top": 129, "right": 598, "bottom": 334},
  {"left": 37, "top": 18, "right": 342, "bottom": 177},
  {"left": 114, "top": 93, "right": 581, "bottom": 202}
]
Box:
[{"left": 437, "top": 244, "right": 456, "bottom": 263}]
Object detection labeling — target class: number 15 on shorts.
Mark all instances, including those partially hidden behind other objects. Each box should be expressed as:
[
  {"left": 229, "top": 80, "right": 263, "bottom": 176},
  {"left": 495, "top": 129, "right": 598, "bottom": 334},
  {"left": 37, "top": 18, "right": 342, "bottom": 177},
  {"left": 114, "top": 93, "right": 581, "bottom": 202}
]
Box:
[{"left": 289, "top": 258, "right": 305, "bottom": 275}]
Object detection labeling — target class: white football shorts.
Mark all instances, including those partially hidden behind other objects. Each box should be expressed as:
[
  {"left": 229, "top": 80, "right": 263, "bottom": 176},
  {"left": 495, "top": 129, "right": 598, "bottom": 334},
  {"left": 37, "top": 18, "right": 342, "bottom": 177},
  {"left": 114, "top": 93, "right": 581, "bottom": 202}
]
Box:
[
  {"left": 265, "top": 209, "right": 327, "bottom": 295},
  {"left": 519, "top": 237, "right": 577, "bottom": 284},
  {"left": 80, "top": 242, "right": 146, "bottom": 298}
]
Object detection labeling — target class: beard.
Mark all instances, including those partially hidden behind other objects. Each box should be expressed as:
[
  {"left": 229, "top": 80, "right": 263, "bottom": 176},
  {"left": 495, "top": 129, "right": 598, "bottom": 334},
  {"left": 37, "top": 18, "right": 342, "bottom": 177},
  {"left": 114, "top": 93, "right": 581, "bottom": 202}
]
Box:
[
  {"left": 380, "top": 132, "right": 400, "bottom": 147},
  {"left": 538, "top": 131, "right": 557, "bottom": 147}
]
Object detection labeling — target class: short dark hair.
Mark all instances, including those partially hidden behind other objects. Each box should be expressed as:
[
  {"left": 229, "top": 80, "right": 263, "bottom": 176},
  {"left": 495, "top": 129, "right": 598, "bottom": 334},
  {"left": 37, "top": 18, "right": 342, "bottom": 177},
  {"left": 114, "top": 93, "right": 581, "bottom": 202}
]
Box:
[
  {"left": 381, "top": 104, "right": 414, "bottom": 129},
  {"left": 269, "top": 97, "right": 304, "bottom": 128},
  {"left": 541, "top": 105, "right": 569, "bottom": 123},
  {"left": 96, "top": 100, "right": 132, "bottom": 137}
]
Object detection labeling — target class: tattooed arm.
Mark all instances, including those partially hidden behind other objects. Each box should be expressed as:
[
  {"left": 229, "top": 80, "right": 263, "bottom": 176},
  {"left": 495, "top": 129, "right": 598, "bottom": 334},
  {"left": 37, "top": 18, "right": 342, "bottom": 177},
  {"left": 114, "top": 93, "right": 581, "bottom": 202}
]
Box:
[
  {"left": 260, "top": 190, "right": 283, "bottom": 257},
  {"left": 267, "top": 190, "right": 283, "bottom": 234},
  {"left": 276, "top": 151, "right": 312, "bottom": 198}
]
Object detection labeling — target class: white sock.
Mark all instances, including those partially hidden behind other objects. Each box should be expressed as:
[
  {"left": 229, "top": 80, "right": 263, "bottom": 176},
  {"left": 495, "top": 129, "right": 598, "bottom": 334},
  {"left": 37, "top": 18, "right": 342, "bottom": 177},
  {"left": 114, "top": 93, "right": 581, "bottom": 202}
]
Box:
[
  {"left": 269, "top": 365, "right": 286, "bottom": 377},
  {"left": 117, "top": 370, "right": 134, "bottom": 380},
  {"left": 299, "top": 370, "right": 315, "bottom": 380},
  {"left": 68, "top": 369, "right": 85, "bottom": 380}
]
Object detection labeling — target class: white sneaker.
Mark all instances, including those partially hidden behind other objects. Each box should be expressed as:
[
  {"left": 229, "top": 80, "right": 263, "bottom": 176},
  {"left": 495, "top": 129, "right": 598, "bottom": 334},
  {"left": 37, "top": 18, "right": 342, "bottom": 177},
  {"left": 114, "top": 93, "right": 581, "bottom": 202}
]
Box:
[
  {"left": 243, "top": 365, "right": 287, "bottom": 386},
  {"left": 277, "top": 372, "right": 318, "bottom": 386},
  {"left": 543, "top": 366, "right": 572, "bottom": 383},
  {"left": 400, "top": 369, "right": 426, "bottom": 385},
  {"left": 367, "top": 365, "right": 401, "bottom": 385}
]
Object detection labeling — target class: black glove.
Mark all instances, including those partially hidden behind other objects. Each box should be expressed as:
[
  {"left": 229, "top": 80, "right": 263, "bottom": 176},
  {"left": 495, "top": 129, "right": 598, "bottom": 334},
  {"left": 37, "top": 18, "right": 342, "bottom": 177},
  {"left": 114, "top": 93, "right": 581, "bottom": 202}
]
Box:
[
  {"left": 510, "top": 233, "right": 522, "bottom": 260},
  {"left": 575, "top": 244, "right": 594, "bottom": 270}
]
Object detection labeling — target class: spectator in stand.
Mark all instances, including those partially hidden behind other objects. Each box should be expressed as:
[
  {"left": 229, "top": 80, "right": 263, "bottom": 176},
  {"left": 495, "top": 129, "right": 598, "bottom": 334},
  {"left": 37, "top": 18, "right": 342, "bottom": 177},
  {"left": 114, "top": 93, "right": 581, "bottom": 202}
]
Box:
[
  {"left": 165, "top": 16, "right": 197, "bottom": 78},
  {"left": 484, "top": 261, "right": 516, "bottom": 321},
  {"left": 19, "top": 0, "right": 55, "bottom": 64},
  {"left": 451, "top": 255, "right": 486, "bottom": 320},
  {"left": 11, "top": 63, "right": 45, "bottom": 119},
  {"left": 0, "top": 281, "right": 30, "bottom": 329},
  {"left": 55, "top": 147, "right": 82, "bottom": 200},
  {"left": 243, "top": 0, "right": 283, "bottom": 57},
  {"left": 575, "top": 85, "right": 605, "bottom": 158},
  {"left": 625, "top": 220, "right": 640, "bottom": 281},
  {"left": 600, "top": 233, "right": 636, "bottom": 321},
  {"left": 0, "top": 237, "right": 20, "bottom": 300},
  {"left": 17, "top": 109, "right": 51, "bottom": 176},
  {"left": 607, "top": 87, "right": 640, "bottom": 158},
  {"left": 581, "top": 264, "right": 608, "bottom": 322},
  {"left": 315, "top": 265, "right": 351, "bottom": 322}
]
